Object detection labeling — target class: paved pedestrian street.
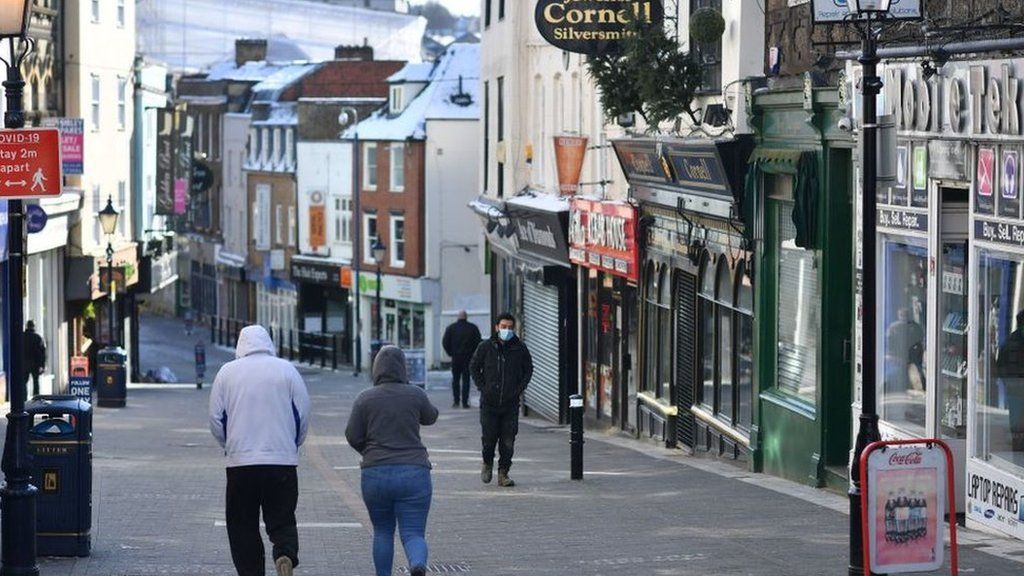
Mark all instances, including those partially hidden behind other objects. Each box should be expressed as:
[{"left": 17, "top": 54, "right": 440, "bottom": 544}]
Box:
[{"left": 8, "top": 316, "right": 1024, "bottom": 575}]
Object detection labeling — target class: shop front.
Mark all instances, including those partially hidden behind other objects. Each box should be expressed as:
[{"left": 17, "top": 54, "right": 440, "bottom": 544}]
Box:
[
  {"left": 569, "top": 197, "right": 640, "bottom": 431},
  {"left": 868, "top": 56, "right": 1024, "bottom": 539},
  {"left": 355, "top": 271, "right": 440, "bottom": 369},
  {"left": 292, "top": 257, "right": 353, "bottom": 365},
  {"left": 616, "top": 136, "right": 757, "bottom": 453},
  {"left": 748, "top": 86, "right": 853, "bottom": 487},
  {"left": 217, "top": 249, "right": 252, "bottom": 323}
]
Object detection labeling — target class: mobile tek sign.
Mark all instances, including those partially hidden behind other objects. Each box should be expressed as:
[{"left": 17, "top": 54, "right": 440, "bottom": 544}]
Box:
[
  {"left": 535, "top": 0, "right": 664, "bottom": 56},
  {"left": 0, "top": 129, "right": 62, "bottom": 198}
]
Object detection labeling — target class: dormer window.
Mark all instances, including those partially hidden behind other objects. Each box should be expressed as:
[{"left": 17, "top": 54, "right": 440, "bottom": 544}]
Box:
[{"left": 390, "top": 85, "right": 403, "bottom": 115}]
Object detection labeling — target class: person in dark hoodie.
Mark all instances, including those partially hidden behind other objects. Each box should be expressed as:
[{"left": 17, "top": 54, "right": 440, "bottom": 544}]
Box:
[
  {"left": 209, "top": 325, "right": 311, "bottom": 576},
  {"left": 470, "top": 312, "right": 533, "bottom": 487},
  {"left": 346, "top": 345, "right": 439, "bottom": 576},
  {"left": 997, "top": 310, "right": 1024, "bottom": 452}
]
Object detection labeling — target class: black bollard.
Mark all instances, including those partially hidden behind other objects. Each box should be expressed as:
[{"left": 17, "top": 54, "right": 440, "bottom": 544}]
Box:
[{"left": 570, "top": 394, "right": 584, "bottom": 480}]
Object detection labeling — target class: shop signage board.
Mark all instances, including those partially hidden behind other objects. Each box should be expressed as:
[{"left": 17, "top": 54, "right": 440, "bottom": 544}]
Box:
[
  {"left": 974, "top": 218, "right": 1024, "bottom": 247},
  {"left": 290, "top": 260, "right": 345, "bottom": 288},
  {"left": 569, "top": 198, "right": 639, "bottom": 281},
  {"left": 878, "top": 207, "right": 928, "bottom": 233},
  {"left": 507, "top": 201, "right": 571, "bottom": 267},
  {"left": 0, "top": 129, "right": 62, "bottom": 198},
  {"left": 812, "top": 0, "right": 922, "bottom": 24},
  {"left": 534, "top": 0, "right": 664, "bottom": 56},
  {"left": 612, "top": 140, "right": 671, "bottom": 185},
  {"left": 860, "top": 440, "right": 958, "bottom": 575},
  {"left": 554, "top": 135, "right": 588, "bottom": 195},
  {"left": 309, "top": 191, "right": 326, "bottom": 250},
  {"left": 155, "top": 110, "right": 175, "bottom": 215},
  {"left": 977, "top": 147, "right": 997, "bottom": 215},
  {"left": 41, "top": 117, "right": 84, "bottom": 175},
  {"left": 911, "top": 145, "right": 928, "bottom": 207},
  {"left": 927, "top": 140, "right": 968, "bottom": 181},
  {"left": 191, "top": 160, "right": 214, "bottom": 194},
  {"left": 967, "top": 465, "right": 1024, "bottom": 541},
  {"left": 1000, "top": 149, "right": 1021, "bottom": 219}
]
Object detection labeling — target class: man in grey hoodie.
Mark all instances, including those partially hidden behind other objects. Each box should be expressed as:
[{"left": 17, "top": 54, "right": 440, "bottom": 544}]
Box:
[{"left": 210, "top": 325, "right": 311, "bottom": 576}]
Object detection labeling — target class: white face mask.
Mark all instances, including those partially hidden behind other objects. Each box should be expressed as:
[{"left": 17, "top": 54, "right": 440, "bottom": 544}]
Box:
[{"left": 498, "top": 328, "right": 514, "bottom": 341}]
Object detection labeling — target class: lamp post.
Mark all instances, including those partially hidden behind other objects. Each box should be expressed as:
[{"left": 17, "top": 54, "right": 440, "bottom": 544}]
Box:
[
  {"left": 0, "top": 1, "right": 39, "bottom": 574},
  {"left": 99, "top": 197, "right": 120, "bottom": 346},
  {"left": 371, "top": 239, "right": 385, "bottom": 344},
  {"left": 846, "top": 1, "right": 890, "bottom": 575},
  {"left": 339, "top": 107, "right": 361, "bottom": 375}
]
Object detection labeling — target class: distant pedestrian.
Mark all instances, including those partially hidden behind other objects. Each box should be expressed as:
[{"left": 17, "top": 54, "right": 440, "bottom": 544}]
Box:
[
  {"left": 184, "top": 310, "right": 195, "bottom": 336},
  {"left": 25, "top": 321, "right": 45, "bottom": 397},
  {"left": 470, "top": 312, "right": 533, "bottom": 487},
  {"left": 442, "top": 310, "right": 482, "bottom": 409},
  {"left": 346, "top": 345, "right": 438, "bottom": 576},
  {"left": 209, "top": 325, "right": 311, "bottom": 576}
]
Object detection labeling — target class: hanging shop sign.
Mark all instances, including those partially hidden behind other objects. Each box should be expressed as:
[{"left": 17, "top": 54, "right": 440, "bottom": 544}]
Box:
[
  {"left": 554, "top": 135, "right": 588, "bottom": 195},
  {"left": 569, "top": 198, "right": 639, "bottom": 282},
  {"left": 812, "top": 0, "right": 921, "bottom": 24},
  {"left": 308, "top": 191, "right": 327, "bottom": 250},
  {"left": 534, "top": 0, "right": 664, "bottom": 56},
  {"left": 41, "top": 117, "right": 84, "bottom": 175},
  {"left": 191, "top": 160, "right": 214, "bottom": 195},
  {"left": 155, "top": 110, "right": 175, "bottom": 216},
  {"left": 967, "top": 465, "right": 1024, "bottom": 541},
  {"left": 507, "top": 200, "right": 571, "bottom": 267},
  {"left": 175, "top": 113, "right": 194, "bottom": 216}
]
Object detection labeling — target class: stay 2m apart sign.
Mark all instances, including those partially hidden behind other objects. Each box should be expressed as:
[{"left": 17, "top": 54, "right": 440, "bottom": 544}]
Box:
[{"left": 0, "top": 129, "right": 62, "bottom": 198}]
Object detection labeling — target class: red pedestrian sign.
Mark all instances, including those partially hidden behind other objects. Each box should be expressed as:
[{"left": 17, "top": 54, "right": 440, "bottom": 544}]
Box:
[{"left": 0, "top": 128, "right": 62, "bottom": 198}]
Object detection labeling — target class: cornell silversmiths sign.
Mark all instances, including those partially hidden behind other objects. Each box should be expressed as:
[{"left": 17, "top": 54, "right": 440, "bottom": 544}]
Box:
[{"left": 534, "top": 0, "right": 664, "bottom": 56}]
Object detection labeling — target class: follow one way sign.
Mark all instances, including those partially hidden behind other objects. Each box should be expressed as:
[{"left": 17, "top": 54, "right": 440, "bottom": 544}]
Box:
[{"left": 0, "top": 129, "right": 62, "bottom": 198}]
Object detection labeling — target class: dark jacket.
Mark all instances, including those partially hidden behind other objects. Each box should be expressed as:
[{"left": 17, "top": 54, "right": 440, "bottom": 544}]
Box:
[
  {"left": 470, "top": 334, "right": 533, "bottom": 408},
  {"left": 25, "top": 329, "right": 45, "bottom": 373},
  {"left": 997, "top": 330, "right": 1024, "bottom": 380},
  {"left": 442, "top": 319, "right": 482, "bottom": 361},
  {"left": 345, "top": 345, "right": 439, "bottom": 469}
]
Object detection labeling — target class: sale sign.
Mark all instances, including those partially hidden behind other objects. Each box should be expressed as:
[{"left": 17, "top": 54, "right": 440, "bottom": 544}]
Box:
[
  {"left": 41, "top": 117, "right": 84, "bottom": 175},
  {"left": 0, "top": 129, "right": 62, "bottom": 198}
]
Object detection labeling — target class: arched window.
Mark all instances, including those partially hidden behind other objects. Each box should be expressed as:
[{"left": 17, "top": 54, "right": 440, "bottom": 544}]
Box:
[
  {"left": 643, "top": 261, "right": 659, "bottom": 396},
  {"left": 716, "top": 260, "right": 734, "bottom": 421},
  {"left": 735, "top": 261, "right": 754, "bottom": 431},
  {"left": 698, "top": 252, "right": 715, "bottom": 408},
  {"left": 658, "top": 265, "right": 673, "bottom": 400}
]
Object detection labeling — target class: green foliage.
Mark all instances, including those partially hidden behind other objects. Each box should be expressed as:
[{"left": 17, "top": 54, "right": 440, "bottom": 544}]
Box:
[
  {"left": 586, "top": 21, "right": 704, "bottom": 129},
  {"left": 689, "top": 7, "right": 726, "bottom": 45}
]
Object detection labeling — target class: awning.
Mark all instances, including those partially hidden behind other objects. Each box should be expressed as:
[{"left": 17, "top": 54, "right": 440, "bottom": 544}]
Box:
[{"left": 743, "top": 148, "right": 819, "bottom": 249}]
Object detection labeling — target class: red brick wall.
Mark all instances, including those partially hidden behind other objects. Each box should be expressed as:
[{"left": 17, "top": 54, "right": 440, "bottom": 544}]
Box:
[{"left": 357, "top": 140, "right": 425, "bottom": 278}]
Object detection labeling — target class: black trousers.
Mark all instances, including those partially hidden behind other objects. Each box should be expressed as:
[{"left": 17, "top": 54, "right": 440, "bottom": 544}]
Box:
[
  {"left": 451, "top": 357, "right": 471, "bottom": 406},
  {"left": 225, "top": 465, "right": 299, "bottom": 576},
  {"left": 26, "top": 370, "right": 40, "bottom": 397},
  {"left": 480, "top": 405, "right": 519, "bottom": 472}
]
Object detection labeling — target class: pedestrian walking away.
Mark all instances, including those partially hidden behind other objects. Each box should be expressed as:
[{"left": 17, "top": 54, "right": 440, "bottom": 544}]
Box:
[
  {"left": 346, "top": 345, "right": 439, "bottom": 576},
  {"left": 25, "top": 320, "right": 46, "bottom": 397},
  {"left": 470, "top": 312, "right": 533, "bottom": 488},
  {"left": 442, "top": 310, "right": 482, "bottom": 408},
  {"left": 209, "top": 325, "right": 311, "bottom": 576}
]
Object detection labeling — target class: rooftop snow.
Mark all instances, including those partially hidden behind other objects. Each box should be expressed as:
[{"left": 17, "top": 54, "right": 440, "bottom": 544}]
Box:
[
  {"left": 342, "top": 42, "right": 480, "bottom": 141},
  {"left": 388, "top": 63, "right": 435, "bottom": 84},
  {"left": 206, "top": 61, "right": 320, "bottom": 102},
  {"left": 506, "top": 191, "right": 570, "bottom": 213},
  {"left": 252, "top": 103, "right": 299, "bottom": 126}
]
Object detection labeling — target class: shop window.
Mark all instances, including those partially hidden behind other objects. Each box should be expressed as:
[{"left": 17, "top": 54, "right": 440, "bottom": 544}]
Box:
[
  {"left": 716, "top": 261, "right": 733, "bottom": 422},
  {"left": 699, "top": 254, "right": 715, "bottom": 409},
  {"left": 775, "top": 199, "right": 819, "bottom": 407},
  {"left": 643, "top": 261, "right": 659, "bottom": 396},
  {"left": 879, "top": 236, "right": 928, "bottom": 434},
  {"left": 735, "top": 262, "right": 754, "bottom": 432},
  {"left": 658, "top": 267, "right": 672, "bottom": 401},
  {"left": 975, "top": 249, "right": 1024, "bottom": 472}
]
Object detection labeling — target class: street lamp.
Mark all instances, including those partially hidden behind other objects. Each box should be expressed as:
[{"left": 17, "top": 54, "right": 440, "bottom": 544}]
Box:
[
  {"left": 371, "top": 239, "right": 385, "bottom": 344},
  {"left": 339, "top": 107, "right": 362, "bottom": 375},
  {"left": 0, "top": 1, "right": 39, "bottom": 574},
  {"left": 846, "top": 2, "right": 890, "bottom": 575},
  {"left": 99, "top": 197, "right": 120, "bottom": 346}
]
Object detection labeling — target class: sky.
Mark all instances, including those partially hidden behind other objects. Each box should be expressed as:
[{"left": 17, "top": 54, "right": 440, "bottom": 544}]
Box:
[{"left": 411, "top": 0, "right": 479, "bottom": 16}]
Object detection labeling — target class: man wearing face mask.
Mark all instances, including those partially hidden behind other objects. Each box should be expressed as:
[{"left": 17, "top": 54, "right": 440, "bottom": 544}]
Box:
[{"left": 470, "top": 312, "right": 533, "bottom": 487}]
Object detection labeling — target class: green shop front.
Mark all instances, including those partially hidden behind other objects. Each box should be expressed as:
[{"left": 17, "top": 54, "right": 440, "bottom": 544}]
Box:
[{"left": 747, "top": 86, "right": 854, "bottom": 487}]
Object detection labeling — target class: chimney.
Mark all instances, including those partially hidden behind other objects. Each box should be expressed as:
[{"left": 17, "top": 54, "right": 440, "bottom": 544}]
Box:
[
  {"left": 235, "top": 39, "right": 268, "bottom": 67},
  {"left": 335, "top": 45, "right": 374, "bottom": 61}
]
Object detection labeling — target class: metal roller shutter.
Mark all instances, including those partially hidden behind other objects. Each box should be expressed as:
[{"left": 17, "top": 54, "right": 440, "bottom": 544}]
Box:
[
  {"left": 523, "top": 280, "right": 561, "bottom": 423},
  {"left": 675, "top": 270, "right": 697, "bottom": 449}
]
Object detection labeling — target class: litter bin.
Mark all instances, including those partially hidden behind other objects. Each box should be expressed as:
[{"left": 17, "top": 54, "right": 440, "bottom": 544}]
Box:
[
  {"left": 27, "top": 395, "right": 92, "bottom": 557},
  {"left": 96, "top": 346, "right": 127, "bottom": 408}
]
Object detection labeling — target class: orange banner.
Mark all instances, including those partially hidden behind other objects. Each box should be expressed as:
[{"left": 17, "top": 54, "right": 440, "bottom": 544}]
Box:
[
  {"left": 309, "top": 205, "right": 326, "bottom": 249},
  {"left": 554, "top": 135, "right": 588, "bottom": 196}
]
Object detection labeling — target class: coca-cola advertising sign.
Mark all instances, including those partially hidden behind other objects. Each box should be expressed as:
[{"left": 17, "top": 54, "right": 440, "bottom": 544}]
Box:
[
  {"left": 865, "top": 445, "right": 947, "bottom": 574},
  {"left": 569, "top": 198, "right": 639, "bottom": 282}
]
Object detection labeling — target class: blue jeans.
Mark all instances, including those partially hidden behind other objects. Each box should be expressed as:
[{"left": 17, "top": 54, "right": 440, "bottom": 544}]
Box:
[{"left": 361, "top": 465, "right": 432, "bottom": 576}]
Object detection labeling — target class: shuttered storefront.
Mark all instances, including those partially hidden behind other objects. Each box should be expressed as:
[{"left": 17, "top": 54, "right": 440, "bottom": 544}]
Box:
[
  {"left": 674, "top": 270, "right": 698, "bottom": 450},
  {"left": 523, "top": 280, "right": 561, "bottom": 423}
]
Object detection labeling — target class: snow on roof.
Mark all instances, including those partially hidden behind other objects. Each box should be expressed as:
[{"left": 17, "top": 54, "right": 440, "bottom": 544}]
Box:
[
  {"left": 506, "top": 191, "right": 570, "bottom": 213},
  {"left": 252, "top": 103, "right": 299, "bottom": 126},
  {"left": 388, "top": 63, "right": 434, "bottom": 84},
  {"left": 342, "top": 42, "right": 479, "bottom": 141},
  {"left": 205, "top": 60, "right": 319, "bottom": 102}
]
